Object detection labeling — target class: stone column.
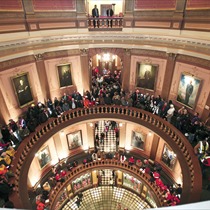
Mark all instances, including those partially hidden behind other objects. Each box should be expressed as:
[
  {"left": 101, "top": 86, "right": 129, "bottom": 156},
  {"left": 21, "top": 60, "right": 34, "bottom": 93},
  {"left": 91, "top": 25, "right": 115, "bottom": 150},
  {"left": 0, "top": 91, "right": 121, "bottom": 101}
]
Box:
[
  {"left": 34, "top": 54, "right": 50, "bottom": 101},
  {"left": 124, "top": 0, "right": 134, "bottom": 16},
  {"left": 122, "top": 49, "right": 131, "bottom": 92},
  {"left": 80, "top": 49, "right": 91, "bottom": 92},
  {"left": 161, "top": 53, "right": 177, "bottom": 101},
  {"left": 22, "top": 0, "right": 34, "bottom": 14},
  {"left": 149, "top": 134, "right": 160, "bottom": 161},
  {"left": 0, "top": 89, "right": 10, "bottom": 124},
  {"left": 76, "top": 0, "right": 86, "bottom": 15},
  {"left": 173, "top": 0, "right": 187, "bottom": 29},
  {"left": 123, "top": 0, "right": 134, "bottom": 28}
]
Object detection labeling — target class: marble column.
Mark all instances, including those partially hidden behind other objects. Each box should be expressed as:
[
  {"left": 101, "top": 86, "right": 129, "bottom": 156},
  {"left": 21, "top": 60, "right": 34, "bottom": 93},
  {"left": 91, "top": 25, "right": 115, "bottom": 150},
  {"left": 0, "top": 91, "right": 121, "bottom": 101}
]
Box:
[
  {"left": 80, "top": 49, "right": 91, "bottom": 92},
  {"left": 149, "top": 134, "right": 160, "bottom": 161},
  {"left": 173, "top": 0, "right": 187, "bottom": 29},
  {"left": 124, "top": 0, "right": 134, "bottom": 16},
  {"left": 34, "top": 54, "right": 50, "bottom": 101},
  {"left": 122, "top": 49, "right": 131, "bottom": 92},
  {"left": 0, "top": 88, "right": 10, "bottom": 124},
  {"left": 161, "top": 53, "right": 177, "bottom": 101}
]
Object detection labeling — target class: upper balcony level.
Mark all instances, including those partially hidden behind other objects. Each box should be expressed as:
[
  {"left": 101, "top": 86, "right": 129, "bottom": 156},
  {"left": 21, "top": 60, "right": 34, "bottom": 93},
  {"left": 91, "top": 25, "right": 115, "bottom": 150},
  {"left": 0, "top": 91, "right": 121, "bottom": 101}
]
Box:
[
  {"left": 1, "top": 0, "right": 210, "bottom": 34},
  {"left": 1, "top": 0, "right": 210, "bottom": 63}
]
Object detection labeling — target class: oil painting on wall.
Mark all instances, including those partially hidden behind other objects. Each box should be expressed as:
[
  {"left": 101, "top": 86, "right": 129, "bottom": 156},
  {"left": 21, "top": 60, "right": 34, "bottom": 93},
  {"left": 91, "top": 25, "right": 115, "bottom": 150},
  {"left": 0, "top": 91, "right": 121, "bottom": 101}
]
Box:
[
  {"left": 11, "top": 73, "right": 33, "bottom": 107},
  {"left": 67, "top": 130, "right": 83, "bottom": 150},
  {"left": 131, "top": 131, "right": 146, "bottom": 150},
  {"left": 57, "top": 63, "right": 73, "bottom": 88},
  {"left": 176, "top": 73, "right": 201, "bottom": 109},
  {"left": 136, "top": 63, "right": 158, "bottom": 90},
  {"left": 161, "top": 144, "right": 176, "bottom": 169},
  {"left": 37, "top": 146, "right": 51, "bottom": 169}
]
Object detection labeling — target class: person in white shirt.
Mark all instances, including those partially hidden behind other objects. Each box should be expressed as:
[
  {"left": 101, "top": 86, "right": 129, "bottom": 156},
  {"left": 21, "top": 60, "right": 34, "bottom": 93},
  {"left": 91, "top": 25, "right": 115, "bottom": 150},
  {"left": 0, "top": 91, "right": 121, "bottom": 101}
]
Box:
[
  {"left": 120, "top": 153, "right": 126, "bottom": 163},
  {"left": 166, "top": 104, "right": 175, "bottom": 123}
]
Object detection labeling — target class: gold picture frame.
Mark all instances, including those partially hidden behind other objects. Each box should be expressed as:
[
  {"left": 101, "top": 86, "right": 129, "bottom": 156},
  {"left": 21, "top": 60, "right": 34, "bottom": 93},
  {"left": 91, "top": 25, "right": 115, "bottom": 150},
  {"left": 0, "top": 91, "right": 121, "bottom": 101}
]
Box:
[
  {"left": 66, "top": 130, "right": 83, "bottom": 150},
  {"left": 37, "top": 146, "right": 51, "bottom": 169},
  {"left": 57, "top": 63, "right": 73, "bottom": 88},
  {"left": 131, "top": 130, "right": 146, "bottom": 150},
  {"left": 176, "top": 72, "right": 202, "bottom": 109},
  {"left": 136, "top": 63, "right": 158, "bottom": 91},
  {"left": 161, "top": 144, "right": 177, "bottom": 170},
  {"left": 11, "top": 73, "right": 34, "bottom": 107}
]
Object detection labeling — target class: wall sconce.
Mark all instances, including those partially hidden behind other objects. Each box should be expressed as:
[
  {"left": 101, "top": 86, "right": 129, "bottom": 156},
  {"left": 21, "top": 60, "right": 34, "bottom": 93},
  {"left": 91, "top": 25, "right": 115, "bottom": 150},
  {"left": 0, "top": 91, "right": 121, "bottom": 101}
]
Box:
[{"left": 148, "top": 131, "right": 152, "bottom": 136}]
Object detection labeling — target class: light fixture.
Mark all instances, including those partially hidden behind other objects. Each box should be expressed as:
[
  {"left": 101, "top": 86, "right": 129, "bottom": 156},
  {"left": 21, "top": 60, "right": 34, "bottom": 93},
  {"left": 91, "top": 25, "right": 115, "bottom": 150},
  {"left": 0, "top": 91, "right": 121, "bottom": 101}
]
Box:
[
  {"left": 97, "top": 53, "right": 116, "bottom": 63},
  {"left": 148, "top": 131, "right": 152, "bottom": 136}
]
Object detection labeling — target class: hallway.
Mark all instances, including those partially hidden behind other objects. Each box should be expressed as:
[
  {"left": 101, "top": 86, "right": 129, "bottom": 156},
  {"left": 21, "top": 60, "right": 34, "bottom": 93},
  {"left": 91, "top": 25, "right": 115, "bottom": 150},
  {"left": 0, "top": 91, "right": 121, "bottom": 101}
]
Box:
[{"left": 94, "top": 120, "right": 118, "bottom": 153}]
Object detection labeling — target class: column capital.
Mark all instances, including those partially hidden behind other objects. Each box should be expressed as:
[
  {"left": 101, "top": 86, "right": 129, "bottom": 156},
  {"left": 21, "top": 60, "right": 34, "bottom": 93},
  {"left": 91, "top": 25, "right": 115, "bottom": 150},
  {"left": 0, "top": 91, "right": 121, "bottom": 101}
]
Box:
[
  {"left": 80, "top": 49, "right": 89, "bottom": 56},
  {"left": 124, "top": 48, "right": 131, "bottom": 56},
  {"left": 166, "top": 52, "right": 177, "bottom": 60},
  {"left": 34, "top": 54, "right": 43, "bottom": 61}
]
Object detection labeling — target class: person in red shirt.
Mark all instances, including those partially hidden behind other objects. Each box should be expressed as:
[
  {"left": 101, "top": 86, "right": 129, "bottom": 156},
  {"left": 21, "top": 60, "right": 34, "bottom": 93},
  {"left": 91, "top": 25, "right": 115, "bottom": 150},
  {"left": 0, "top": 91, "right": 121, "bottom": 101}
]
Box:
[
  {"left": 37, "top": 200, "right": 45, "bottom": 210},
  {"left": 129, "top": 156, "right": 135, "bottom": 165}
]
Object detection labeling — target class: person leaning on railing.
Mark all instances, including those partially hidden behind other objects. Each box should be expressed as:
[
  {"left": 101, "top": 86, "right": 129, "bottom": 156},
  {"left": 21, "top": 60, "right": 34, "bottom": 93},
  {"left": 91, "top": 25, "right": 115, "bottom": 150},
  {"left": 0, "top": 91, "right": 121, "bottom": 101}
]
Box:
[{"left": 194, "top": 137, "right": 210, "bottom": 160}]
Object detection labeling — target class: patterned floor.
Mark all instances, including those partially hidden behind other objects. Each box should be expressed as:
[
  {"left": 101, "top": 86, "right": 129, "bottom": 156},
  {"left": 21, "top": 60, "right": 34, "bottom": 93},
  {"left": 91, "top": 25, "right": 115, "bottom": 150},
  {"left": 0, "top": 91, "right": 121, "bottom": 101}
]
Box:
[
  {"left": 62, "top": 186, "right": 150, "bottom": 210},
  {"left": 94, "top": 120, "right": 118, "bottom": 153},
  {"left": 98, "top": 169, "right": 115, "bottom": 186}
]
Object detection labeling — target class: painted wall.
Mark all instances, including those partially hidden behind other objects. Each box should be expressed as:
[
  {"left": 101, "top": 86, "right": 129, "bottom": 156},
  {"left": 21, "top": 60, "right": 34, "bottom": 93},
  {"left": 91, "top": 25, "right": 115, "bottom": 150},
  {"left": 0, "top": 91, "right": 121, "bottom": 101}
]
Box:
[
  {"left": 27, "top": 122, "right": 89, "bottom": 187},
  {"left": 0, "top": 62, "right": 43, "bottom": 122},
  {"left": 169, "top": 62, "right": 210, "bottom": 115},
  {"left": 129, "top": 55, "right": 167, "bottom": 95},
  {"left": 44, "top": 56, "right": 83, "bottom": 100}
]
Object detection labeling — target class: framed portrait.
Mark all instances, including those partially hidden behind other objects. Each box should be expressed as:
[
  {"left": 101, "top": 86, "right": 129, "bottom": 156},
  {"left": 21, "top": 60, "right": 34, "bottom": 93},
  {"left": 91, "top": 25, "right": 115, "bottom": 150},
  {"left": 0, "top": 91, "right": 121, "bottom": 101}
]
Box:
[
  {"left": 161, "top": 144, "right": 176, "bottom": 170},
  {"left": 67, "top": 130, "right": 83, "bottom": 150},
  {"left": 176, "top": 73, "right": 201, "bottom": 109},
  {"left": 11, "top": 73, "right": 34, "bottom": 107},
  {"left": 136, "top": 63, "right": 158, "bottom": 90},
  {"left": 37, "top": 146, "right": 51, "bottom": 169},
  {"left": 131, "top": 131, "right": 146, "bottom": 150},
  {"left": 57, "top": 63, "right": 73, "bottom": 88}
]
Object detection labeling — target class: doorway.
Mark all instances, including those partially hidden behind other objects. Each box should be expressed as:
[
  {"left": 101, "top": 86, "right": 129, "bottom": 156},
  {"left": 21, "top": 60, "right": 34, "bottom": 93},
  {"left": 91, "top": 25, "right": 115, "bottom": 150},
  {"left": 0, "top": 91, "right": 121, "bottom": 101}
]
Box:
[{"left": 100, "top": 4, "right": 112, "bottom": 16}]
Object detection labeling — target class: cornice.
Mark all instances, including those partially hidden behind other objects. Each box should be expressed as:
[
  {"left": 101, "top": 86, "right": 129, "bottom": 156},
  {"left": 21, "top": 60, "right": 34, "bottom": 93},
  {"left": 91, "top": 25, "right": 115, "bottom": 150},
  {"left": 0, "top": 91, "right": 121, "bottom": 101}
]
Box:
[
  {"left": 1, "top": 32, "right": 210, "bottom": 62},
  {"left": 1, "top": 48, "right": 210, "bottom": 72},
  {"left": 0, "top": 55, "right": 35, "bottom": 71}
]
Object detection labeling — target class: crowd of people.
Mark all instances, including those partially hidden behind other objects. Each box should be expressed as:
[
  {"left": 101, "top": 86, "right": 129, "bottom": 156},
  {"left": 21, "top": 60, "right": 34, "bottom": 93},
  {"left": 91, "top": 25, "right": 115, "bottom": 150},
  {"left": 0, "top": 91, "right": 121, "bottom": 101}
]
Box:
[{"left": 0, "top": 67, "right": 209, "bottom": 208}]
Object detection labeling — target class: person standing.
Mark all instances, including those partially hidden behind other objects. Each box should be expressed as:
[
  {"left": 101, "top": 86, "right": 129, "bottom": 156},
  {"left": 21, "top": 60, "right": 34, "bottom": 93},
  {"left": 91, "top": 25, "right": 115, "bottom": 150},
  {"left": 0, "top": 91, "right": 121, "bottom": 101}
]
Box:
[
  {"left": 92, "top": 5, "right": 99, "bottom": 28},
  {"left": 194, "top": 138, "right": 209, "bottom": 160},
  {"left": 106, "top": 7, "right": 114, "bottom": 27},
  {"left": 166, "top": 104, "right": 175, "bottom": 123}
]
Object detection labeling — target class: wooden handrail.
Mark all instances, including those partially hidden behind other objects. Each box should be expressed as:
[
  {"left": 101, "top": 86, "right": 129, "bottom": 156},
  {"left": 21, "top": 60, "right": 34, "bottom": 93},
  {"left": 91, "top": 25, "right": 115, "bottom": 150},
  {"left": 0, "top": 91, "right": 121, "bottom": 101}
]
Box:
[
  {"left": 49, "top": 160, "right": 166, "bottom": 209},
  {"left": 11, "top": 105, "right": 202, "bottom": 209},
  {"left": 87, "top": 16, "right": 123, "bottom": 28}
]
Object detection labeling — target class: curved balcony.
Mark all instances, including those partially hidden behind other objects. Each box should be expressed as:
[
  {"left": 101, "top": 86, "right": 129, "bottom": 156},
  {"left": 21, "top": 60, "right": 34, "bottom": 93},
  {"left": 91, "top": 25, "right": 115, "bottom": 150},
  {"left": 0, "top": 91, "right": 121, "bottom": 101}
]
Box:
[
  {"left": 11, "top": 105, "right": 202, "bottom": 209},
  {"left": 50, "top": 160, "right": 166, "bottom": 210}
]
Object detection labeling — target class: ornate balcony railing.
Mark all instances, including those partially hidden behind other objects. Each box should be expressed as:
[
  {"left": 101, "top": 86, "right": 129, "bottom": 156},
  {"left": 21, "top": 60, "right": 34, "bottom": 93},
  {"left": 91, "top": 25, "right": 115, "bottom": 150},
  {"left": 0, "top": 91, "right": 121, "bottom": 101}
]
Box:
[
  {"left": 88, "top": 16, "right": 123, "bottom": 30},
  {"left": 50, "top": 160, "right": 165, "bottom": 210},
  {"left": 11, "top": 105, "right": 202, "bottom": 209}
]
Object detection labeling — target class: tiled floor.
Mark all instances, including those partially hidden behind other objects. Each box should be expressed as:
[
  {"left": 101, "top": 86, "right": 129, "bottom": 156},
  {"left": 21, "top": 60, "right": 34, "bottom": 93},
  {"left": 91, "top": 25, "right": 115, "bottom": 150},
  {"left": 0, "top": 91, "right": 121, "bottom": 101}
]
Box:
[
  {"left": 63, "top": 186, "right": 150, "bottom": 210},
  {"left": 94, "top": 120, "right": 118, "bottom": 153}
]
